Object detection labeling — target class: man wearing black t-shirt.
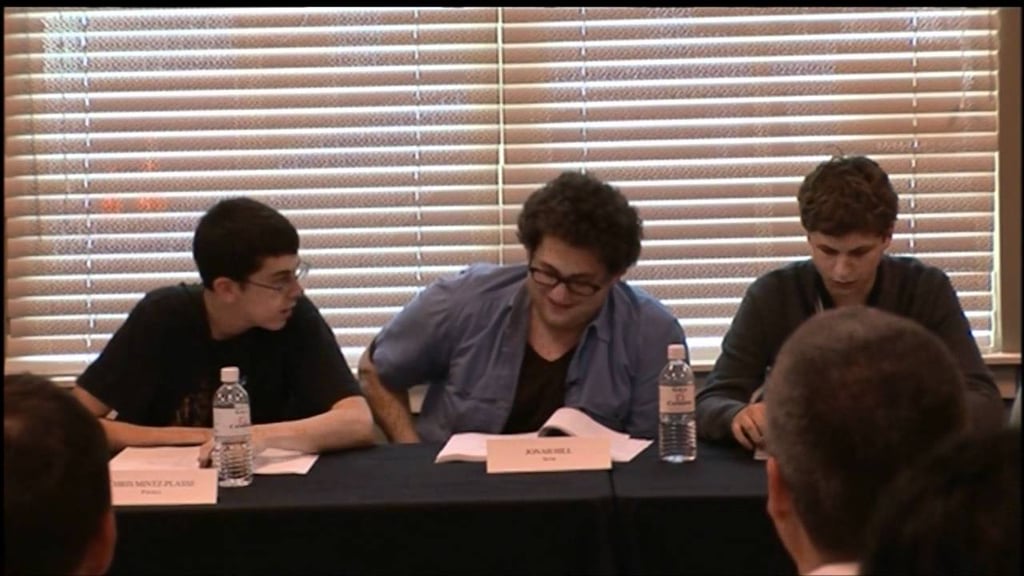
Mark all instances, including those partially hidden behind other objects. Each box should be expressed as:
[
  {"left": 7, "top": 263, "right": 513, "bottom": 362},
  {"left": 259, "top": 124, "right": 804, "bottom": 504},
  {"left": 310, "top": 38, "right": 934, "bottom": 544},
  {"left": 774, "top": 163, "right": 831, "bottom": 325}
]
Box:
[{"left": 71, "top": 198, "right": 374, "bottom": 454}]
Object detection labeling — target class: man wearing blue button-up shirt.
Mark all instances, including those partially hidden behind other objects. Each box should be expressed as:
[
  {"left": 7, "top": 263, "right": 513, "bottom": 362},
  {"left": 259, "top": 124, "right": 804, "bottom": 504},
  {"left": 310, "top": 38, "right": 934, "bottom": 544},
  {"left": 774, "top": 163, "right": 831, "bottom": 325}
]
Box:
[{"left": 359, "top": 171, "right": 687, "bottom": 443}]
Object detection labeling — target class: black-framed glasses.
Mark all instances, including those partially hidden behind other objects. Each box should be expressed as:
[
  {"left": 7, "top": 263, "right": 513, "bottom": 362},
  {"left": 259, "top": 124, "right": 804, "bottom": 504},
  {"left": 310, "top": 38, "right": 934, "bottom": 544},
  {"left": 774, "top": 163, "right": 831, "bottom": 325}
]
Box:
[
  {"left": 245, "top": 259, "right": 310, "bottom": 293},
  {"left": 528, "top": 266, "right": 603, "bottom": 297}
]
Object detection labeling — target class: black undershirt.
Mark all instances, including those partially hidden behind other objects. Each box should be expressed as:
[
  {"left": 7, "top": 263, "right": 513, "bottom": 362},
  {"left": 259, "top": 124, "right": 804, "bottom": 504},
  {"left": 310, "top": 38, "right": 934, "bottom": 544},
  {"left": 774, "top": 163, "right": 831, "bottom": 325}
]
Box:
[{"left": 502, "top": 344, "right": 575, "bottom": 434}]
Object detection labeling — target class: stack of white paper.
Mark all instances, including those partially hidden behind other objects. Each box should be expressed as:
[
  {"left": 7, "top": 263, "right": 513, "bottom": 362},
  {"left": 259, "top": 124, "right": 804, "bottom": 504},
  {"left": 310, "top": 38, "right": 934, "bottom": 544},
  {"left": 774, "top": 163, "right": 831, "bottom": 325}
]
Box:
[{"left": 435, "top": 407, "right": 652, "bottom": 464}]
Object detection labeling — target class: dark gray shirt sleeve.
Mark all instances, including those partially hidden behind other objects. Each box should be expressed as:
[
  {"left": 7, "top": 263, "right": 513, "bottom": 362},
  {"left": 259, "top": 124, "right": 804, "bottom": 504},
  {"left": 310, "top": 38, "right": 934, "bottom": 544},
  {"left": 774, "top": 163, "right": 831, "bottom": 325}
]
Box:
[
  {"left": 910, "top": 269, "right": 1004, "bottom": 433},
  {"left": 696, "top": 282, "right": 773, "bottom": 442},
  {"left": 698, "top": 257, "right": 1004, "bottom": 443}
]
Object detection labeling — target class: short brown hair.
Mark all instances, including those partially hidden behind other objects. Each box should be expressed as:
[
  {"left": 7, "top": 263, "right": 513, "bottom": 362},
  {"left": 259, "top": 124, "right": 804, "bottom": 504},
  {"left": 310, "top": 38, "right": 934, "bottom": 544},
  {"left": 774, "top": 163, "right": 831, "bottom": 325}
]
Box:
[
  {"left": 766, "top": 306, "right": 967, "bottom": 559},
  {"left": 861, "top": 429, "right": 1020, "bottom": 576},
  {"left": 798, "top": 155, "right": 898, "bottom": 236},
  {"left": 5, "top": 373, "right": 112, "bottom": 575}
]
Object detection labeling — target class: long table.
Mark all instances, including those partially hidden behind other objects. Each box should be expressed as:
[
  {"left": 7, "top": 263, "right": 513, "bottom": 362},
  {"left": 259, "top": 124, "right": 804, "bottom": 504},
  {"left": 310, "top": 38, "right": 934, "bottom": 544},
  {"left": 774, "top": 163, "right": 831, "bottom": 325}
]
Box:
[
  {"left": 110, "top": 442, "right": 790, "bottom": 575},
  {"left": 612, "top": 442, "right": 795, "bottom": 575},
  {"left": 111, "top": 443, "right": 615, "bottom": 575}
]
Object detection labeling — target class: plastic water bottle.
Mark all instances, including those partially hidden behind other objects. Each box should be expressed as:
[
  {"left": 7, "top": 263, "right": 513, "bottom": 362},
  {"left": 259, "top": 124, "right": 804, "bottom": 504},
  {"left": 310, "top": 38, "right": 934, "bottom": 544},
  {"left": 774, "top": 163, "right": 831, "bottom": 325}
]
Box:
[
  {"left": 659, "top": 343, "right": 697, "bottom": 463},
  {"left": 213, "top": 366, "right": 253, "bottom": 487}
]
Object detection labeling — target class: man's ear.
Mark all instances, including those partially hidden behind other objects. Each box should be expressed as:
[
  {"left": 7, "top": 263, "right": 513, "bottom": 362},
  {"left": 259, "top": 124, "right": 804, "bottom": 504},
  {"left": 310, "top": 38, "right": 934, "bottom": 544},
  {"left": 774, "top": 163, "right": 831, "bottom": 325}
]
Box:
[
  {"left": 766, "top": 456, "right": 794, "bottom": 525},
  {"left": 210, "top": 276, "right": 241, "bottom": 302},
  {"left": 767, "top": 455, "right": 819, "bottom": 574},
  {"left": 77, "top": 507, "right": 116, "bottom": 576}
]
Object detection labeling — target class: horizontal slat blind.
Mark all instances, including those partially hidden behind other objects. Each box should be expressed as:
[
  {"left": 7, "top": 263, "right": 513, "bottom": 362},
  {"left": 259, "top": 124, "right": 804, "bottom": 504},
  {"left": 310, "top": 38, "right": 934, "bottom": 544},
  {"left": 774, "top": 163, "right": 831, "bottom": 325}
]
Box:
[
  {"left": 4, "top": 7, "right": 502, "bottom": 374},
  {"left": 500, "top": 7, "right": 998, "bottom": 359},
  {"left": 4, "top": 7, "right": 1000, "bottom": 375}
]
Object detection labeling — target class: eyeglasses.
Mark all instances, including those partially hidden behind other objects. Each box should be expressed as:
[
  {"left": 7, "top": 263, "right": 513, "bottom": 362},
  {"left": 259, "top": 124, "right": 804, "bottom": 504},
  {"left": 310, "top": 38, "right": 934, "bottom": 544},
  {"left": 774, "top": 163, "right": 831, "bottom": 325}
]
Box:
[
  {"left": 245, "top": 259, "right": 310, "bottom": 293},
  {"left": 528, "top": 266, "right": 603, "bottom": 297}
]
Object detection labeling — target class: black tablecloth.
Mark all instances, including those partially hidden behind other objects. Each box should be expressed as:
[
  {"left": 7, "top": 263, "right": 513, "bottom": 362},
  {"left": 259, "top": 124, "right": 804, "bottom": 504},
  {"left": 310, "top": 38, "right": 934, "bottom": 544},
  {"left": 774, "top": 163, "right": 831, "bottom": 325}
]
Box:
[
  {"left": 111, "top": 440, "right": 795, "bottom": 575},
  {"left": 111, "top": 442, "right": 615, "bottom": 575},
  {"left": 612, "top": 442, "right": 796, "bottom": 575}
]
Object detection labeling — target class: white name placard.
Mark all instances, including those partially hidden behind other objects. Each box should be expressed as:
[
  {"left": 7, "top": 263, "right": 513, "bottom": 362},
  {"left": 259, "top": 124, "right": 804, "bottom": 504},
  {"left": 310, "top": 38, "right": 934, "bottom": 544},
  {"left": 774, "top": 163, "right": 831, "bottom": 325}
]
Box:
[
  {"left": 111, "top": 469, "right": 218, "bottom": 506},
  {"left": 485, "top": 436, "right": 612, "bottom": 474}
]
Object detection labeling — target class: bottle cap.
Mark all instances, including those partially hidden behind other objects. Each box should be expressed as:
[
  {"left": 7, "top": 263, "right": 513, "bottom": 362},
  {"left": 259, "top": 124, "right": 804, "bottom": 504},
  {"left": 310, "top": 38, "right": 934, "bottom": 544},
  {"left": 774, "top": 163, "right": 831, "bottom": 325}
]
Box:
[
  {"left": 220, "top": 366, "right": 240, "bottom": 383},
  {"left": 667, "top": 344, "right": 686, "bottom": 361}
]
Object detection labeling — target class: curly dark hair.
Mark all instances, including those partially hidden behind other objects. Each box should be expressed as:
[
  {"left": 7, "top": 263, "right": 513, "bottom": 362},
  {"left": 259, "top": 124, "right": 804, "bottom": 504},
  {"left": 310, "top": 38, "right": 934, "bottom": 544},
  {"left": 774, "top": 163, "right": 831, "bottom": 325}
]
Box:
[
  {"left": 517, "top": 171, "right": 642, "bottom": 275},
  {"left": 798, "top": 155, "right": 898, "bottom": 237}
]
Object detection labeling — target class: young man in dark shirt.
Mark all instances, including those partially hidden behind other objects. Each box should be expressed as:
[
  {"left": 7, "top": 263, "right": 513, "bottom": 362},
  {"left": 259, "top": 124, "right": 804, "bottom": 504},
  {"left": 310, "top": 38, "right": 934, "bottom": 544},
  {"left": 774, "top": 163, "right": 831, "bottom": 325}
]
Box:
[
  {"left": 697, "top": 155, "right": 1003, "bottom": 450},
  {"left": 71, "top": 197, "right": 374, "bottom": 454}
]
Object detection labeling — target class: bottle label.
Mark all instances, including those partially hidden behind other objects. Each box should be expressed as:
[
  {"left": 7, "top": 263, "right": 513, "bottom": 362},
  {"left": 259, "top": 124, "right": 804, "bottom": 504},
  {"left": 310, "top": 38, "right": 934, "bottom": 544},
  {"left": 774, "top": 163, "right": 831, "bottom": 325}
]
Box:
[
  {"left": 214, "top": 407, "right": 251, "bottom": 439},
  {"left": 659, "top": 385, "right": 695, "bottom": 413}
]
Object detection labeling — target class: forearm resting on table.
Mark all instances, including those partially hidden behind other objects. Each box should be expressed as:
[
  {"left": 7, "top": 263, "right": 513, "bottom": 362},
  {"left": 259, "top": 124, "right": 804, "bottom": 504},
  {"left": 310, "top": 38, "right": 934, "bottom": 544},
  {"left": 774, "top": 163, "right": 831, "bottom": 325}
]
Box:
[
  {"left": 70, "top": 385, "right": 210, "bottom": 452},
  {"left": 99, "top": 420, "right": 211, "bottom": 453},
  {"left": 358, "top": 350, "right": 420, "bottom": 443},
  {"left": 253, "top": 396, "right": 375, "bottom": 453}
]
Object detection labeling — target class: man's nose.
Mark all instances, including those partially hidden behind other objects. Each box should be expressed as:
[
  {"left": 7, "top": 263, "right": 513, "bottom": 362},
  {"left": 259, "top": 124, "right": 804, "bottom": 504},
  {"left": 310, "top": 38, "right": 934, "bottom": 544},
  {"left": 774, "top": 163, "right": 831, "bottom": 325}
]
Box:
[
  {"left": 548, "top": 281, "right": 574, "bottom": 302},
  {"left": 833, "top": 256, "right": 854, "bottom": 280}
]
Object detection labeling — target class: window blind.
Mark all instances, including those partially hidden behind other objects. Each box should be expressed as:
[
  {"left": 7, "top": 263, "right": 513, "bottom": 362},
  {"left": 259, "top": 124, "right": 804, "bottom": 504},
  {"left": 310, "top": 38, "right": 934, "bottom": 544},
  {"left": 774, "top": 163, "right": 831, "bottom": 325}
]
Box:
[
  {"left": 500, "top": 7, "right": 999, "bottom": 358},
  {"left": 3, "top": 7, "right": 1002, "bottom": 377}
]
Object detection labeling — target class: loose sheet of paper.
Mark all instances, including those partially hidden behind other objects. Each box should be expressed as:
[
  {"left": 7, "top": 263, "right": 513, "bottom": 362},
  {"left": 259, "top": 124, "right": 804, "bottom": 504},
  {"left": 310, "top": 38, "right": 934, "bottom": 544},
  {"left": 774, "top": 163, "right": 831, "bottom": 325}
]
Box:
[
  {"left": 110, "top": 446, "right": 318, "bottom": 475},
  {"left": 253, "top": 448, "right": 318, "bottom": 475},
  {"left": 435, "top": 432, "right": 535, "bottom": 463},
  {"left": 540, "top": 408, "right": 631, "bottom": 440},
  {"left": 610, "top": 438, "right": 653, "bottom": 463},
  {"left": 539, "top": 407, "right": 650, "bottom": 462}
]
